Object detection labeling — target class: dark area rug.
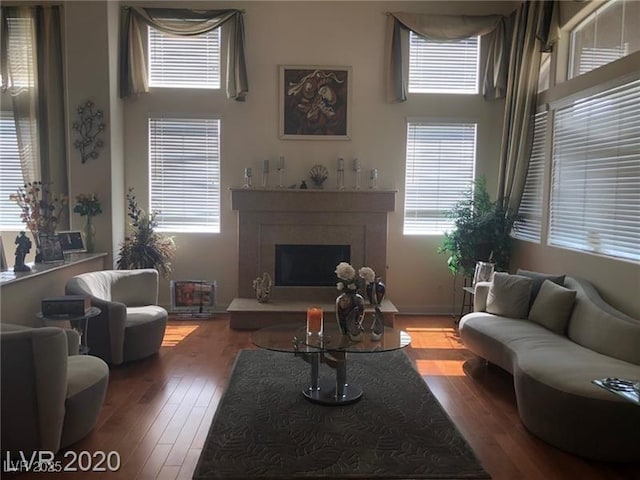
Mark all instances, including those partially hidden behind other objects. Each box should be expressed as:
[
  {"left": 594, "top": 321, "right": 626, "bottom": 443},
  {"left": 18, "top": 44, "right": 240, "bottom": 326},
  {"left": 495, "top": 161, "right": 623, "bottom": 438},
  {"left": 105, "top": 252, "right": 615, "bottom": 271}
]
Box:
[{"left": 193, "top": 349, "right": 490, "bottom": 480}]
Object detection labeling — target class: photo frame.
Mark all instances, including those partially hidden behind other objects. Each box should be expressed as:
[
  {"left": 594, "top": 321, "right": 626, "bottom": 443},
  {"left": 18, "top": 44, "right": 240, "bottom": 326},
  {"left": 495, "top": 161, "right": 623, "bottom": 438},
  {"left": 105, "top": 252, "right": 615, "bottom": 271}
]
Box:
[
  {"left": 38, "top": 234, "right": 65, "bottom": 263},
  {"left": 58, "top": 230, "right": 86, "bottom": 253},
  {"left": 170, "top": 280, "right": 217, "bottom": 313},
  {"left": 279, "top": 65, "right": 352, "bottom": 140},
  {"left": 0, "top": 236, "right": 6, "bottom": 272}
]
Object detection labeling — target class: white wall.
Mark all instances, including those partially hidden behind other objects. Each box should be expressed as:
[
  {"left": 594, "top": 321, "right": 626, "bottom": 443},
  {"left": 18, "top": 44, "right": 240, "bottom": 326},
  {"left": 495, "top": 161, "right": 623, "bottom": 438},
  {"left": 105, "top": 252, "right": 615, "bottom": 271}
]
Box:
[{"left": 122, "top": 1, "right": 515, "bottom": 312}]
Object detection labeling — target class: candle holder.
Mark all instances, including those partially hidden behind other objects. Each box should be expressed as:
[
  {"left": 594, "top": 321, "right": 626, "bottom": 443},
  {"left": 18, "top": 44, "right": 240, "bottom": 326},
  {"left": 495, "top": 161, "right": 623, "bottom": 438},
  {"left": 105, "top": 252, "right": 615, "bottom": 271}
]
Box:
[
  {"left": 337, "top": 157, "right": 345, "bottom": 190},
  {"left": 243, "top": 168, "right": 253, "bottom": 188},
  {"left": 262, "top": 160, "right": 269, "bottom": 188},
  {"left": 369, "top": 169, "right": 378, "bottom": 189},
  {"left": 352, "top": 158, "right": 361, "bottom": 190},
  {"left": 278, "top": 156, "right": 286, "bottom": 188},
  {"left": 306, "top": 306, "right": 324, "bottom": 337}
]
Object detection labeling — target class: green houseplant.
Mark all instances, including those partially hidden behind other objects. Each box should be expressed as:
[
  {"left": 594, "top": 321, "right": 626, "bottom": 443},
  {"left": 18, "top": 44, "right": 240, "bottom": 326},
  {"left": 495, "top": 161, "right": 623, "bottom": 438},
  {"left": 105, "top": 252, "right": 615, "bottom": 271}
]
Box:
[
  {"left": 438, "top": 177, "right": 520, "bottom": 276},
  {"left": 116, "top": 188, "right": 176, "bottom": 278}
]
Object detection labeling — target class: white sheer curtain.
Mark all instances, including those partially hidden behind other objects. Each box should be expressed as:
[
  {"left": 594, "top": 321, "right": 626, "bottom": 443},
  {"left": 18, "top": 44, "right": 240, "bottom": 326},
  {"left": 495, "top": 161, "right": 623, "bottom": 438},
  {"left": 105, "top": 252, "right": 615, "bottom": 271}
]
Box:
[{"left": 1, "top": 5, "right": 67, "bottom": 197}]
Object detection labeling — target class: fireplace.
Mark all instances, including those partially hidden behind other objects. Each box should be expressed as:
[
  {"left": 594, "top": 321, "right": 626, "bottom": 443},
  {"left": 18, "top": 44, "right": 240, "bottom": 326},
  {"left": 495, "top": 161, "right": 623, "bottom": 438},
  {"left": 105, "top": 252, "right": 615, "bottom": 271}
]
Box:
[
  {"left": 275, "top": 244, "right": 350, "bottom": 287},
  {"left": 232, "top": 188, "right": 395, "bottom": 302}
]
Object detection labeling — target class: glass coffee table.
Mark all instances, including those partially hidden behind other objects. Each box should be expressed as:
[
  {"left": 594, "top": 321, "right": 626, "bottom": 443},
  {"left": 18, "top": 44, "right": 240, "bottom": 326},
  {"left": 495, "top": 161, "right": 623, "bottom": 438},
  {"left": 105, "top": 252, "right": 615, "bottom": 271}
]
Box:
[{"left": 252, "top": 322, "right": 411, "bottom": 405}]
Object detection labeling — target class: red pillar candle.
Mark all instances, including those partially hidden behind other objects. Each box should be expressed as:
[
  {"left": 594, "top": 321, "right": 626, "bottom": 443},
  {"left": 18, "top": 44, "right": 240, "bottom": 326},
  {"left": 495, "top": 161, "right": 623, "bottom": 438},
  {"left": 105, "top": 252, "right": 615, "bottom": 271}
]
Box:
[{"left": 306, "top": 307, "right": 323, "bottom": 336}]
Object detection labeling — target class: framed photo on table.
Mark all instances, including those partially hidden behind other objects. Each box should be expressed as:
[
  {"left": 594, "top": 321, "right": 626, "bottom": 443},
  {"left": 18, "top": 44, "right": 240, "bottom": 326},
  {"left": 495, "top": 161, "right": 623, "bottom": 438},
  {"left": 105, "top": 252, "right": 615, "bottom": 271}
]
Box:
[
  {"left": 170, "top": 280, "right": 216, "bottom": 314},
  {"left": 58, "top": 230, "right": 86, "bottom": 253},
  {"left": 38, "top": 234, "right": 65, "bottom": 263},
  {"left": 279, "top": 65, "right": 352, "bottom": 140}
]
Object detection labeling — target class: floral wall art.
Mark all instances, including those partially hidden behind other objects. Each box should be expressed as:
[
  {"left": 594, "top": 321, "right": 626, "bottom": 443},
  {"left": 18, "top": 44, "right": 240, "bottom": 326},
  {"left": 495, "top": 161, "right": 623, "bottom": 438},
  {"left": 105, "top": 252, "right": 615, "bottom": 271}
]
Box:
[{"left": 279, "top": 65, "right": 351, "bottom": 140}]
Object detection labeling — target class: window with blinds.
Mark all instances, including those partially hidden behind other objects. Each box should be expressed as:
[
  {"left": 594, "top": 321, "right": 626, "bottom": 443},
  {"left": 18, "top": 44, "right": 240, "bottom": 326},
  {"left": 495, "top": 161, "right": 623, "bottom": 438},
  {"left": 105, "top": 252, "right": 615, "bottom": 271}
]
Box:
[
  {"left": 404, "top": 122, "right": 477, "bottom": 235},
  {"left": 548, "top": 78, "right": 640, "bottom": 262},
  {"left": 0, "top": 113, "right": 25, "bottom": 229},
  {"left": 1, "top": 16, "right": 35, "bottom": 91},
  {"left": 148, "top": 26, "right": 221, "bottom": 89},
  {"left": 149, "top": 118, "right": 221, "bottom": 233},
  {"left": 408, "top": 32, "right": 479, "bottom": 94},
  {"left": 513, "top": 111, "right": 547, "bottom": 243},
  {"left": 569, "top": 0, "right": 640, "bottom": 79}
]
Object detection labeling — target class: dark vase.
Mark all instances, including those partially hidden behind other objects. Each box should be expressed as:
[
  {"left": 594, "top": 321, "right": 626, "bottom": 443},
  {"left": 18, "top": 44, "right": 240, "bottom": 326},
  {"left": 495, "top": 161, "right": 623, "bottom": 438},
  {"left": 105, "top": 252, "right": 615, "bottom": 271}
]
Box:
[
  {"left": 34, "top": 247, "right": 43, "bottom": 263},
  {"left": 335, "top": 291, "right": 365, "bottom": 337},
  {"left": 366, "top": 278, "right": 386, "bottom": 305}
]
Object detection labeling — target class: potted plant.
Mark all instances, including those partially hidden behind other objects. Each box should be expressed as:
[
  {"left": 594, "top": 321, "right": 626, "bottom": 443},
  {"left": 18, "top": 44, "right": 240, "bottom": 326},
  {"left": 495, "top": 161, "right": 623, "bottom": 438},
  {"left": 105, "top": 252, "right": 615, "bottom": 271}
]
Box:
[
  {"left": 116, "top": 188, "right": 176, "bottom": 277},
  {"left": 438, "top": 177, "right": 520, "bottom": 276}
]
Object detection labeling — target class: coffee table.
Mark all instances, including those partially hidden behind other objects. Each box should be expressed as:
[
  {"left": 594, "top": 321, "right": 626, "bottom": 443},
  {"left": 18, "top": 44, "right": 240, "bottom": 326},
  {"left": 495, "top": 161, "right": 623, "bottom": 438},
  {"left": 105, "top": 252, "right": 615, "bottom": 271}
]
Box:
[{"left": 252, "top": 322, "right": 411, "bottom": 405}]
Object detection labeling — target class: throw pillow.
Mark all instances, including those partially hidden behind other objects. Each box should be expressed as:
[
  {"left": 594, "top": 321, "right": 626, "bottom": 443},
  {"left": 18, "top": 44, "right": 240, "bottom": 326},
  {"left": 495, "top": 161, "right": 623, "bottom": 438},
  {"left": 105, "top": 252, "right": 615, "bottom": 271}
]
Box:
[
  {"left": 516, "top": 269, "right": 566, "bottom": 307},
  {"left": 486, "top": 272, "right": 532, "bottom": 319},
  {"left": 528, "top": 280, "right": 577, "bottom": 335}
]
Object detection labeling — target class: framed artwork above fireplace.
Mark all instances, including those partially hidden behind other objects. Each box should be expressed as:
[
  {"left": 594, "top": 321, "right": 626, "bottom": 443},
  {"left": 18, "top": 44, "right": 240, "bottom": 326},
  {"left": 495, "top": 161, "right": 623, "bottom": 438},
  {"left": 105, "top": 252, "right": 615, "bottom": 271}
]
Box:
[{"left": 279, "top": 65, "right": 352, "bottom": 140}]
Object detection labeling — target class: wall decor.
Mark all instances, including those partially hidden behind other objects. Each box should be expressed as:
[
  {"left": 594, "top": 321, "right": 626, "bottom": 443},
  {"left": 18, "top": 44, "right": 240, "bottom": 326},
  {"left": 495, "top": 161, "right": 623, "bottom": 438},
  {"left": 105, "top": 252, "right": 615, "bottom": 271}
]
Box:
[
  {"left": 72, "top": 101, "right": 106, "bottom": 163},
  {"left": 279, "top": 65, "right": 351, "bottom": 140}
]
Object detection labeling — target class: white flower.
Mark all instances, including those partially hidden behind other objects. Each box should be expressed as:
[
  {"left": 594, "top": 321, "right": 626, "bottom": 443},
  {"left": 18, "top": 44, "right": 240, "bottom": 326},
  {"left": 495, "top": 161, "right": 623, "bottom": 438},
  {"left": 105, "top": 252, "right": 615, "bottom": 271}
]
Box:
[
  {"left": 347, "top": 283, "right": 357, "bottom": 291},
  {"left": 335, "top": 262, "right": 356, "bottom": 281},
  {"left": 359, "top": 267, "right": 375, "bottom": 284},
  {"left": 336, "top": 282, "right": 344, "bottom": 290}
]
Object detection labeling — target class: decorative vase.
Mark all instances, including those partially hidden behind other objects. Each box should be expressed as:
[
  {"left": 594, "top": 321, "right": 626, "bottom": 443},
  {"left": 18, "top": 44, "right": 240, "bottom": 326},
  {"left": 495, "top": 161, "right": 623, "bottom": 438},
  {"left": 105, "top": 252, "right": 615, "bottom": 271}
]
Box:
[
  {"left": 366, "top": 278, "right": 386, "bottom": 305},
  {"left": 34, "top": 247, "right": 43, "bottom": 263},
  {"left": 84, "top": 215, "right": 96, "bottom": 253},
  {"left": 335, "top": 291, "right": 365, "bottom": 339}
]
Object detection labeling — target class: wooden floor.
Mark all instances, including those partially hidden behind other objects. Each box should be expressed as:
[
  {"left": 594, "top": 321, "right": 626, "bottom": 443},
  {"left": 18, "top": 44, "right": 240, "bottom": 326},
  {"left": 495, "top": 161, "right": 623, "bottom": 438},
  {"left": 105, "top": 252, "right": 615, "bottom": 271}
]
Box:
[{"left": 11, "top": 315, "right": 640, "bottom": 480}]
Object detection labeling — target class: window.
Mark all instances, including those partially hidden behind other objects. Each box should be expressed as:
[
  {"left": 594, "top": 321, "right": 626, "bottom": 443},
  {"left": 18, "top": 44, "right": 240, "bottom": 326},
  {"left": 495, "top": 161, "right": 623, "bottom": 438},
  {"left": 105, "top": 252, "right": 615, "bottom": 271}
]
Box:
[
  {"left": 404, "top": 122, "right": 477, "bottom": 234},
  {"left": 149, "top": 118, "right": 221, "bottom": 233},
  {"left": 548, "top": 78, "right": 640, "bottom": 262},
  {"left": 1, "top": 16, "right": 35, "bottom": 91},
  {"left": 513, "top": 111, "right": 547, "bottom": 243},
  {"left": 0, "top": 113, "right": 25, "bottom": 229},
  {"left": 148, "top": 26, "right": 221, "bottom": 89},
  {"left": 569, "top": 0, "right": 640, "bottom": 79},
  {"left": 408, "top": 32, "right": 479, "bottom": 94}
]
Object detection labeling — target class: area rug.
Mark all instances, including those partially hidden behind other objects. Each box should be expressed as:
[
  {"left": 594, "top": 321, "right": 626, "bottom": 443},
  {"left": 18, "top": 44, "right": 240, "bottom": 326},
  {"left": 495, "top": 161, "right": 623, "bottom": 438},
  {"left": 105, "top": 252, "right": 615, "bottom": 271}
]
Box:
[{"left": 193, "top": 349, "right": 490, "bottom": 480}]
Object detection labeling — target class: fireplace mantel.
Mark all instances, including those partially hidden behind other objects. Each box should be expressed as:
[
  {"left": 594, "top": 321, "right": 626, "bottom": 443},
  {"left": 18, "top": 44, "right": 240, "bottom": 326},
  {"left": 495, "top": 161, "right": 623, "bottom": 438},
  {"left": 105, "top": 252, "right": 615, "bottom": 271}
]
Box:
[{"left": 231, "top": 188, "right": 396, "bottom": 302}]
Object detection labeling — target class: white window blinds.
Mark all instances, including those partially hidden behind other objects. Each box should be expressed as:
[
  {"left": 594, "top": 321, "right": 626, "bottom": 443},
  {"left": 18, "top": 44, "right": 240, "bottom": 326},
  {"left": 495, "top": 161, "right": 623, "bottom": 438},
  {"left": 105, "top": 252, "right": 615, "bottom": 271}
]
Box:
[
  {"left": 408, "top": 32, "right": 479, "bottom": 94},
  {"left": 0, "top": 113, "right": 25, "bottom": 229},
  {"left": 548, "top": 78, "right": 640, "bottom": 262},
  {"left": 149, "top": 118, "right": 221, "bottom": 233},
  {"left": 148, "top": 26, "right": 221, "bottom": 89},
  {"left": 514, "top": 111, "right": 547, "bottom": 243},
  {"left": 404, "top": 122, "right": 477, "bottom": 235}
]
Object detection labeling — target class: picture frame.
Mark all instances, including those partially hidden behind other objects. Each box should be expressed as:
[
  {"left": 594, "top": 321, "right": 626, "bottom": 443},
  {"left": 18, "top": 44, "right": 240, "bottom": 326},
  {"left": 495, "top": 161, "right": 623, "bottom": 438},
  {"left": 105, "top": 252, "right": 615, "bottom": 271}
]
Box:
[
  {"left": 0, "top": 236, "right": 6, "bottom": 272},
  {"left": 38, "top": 234, "right": 65, "bottom": 263},
  {"left": 170, "top": 280, "right": 217, "bottom": 313},
  {"left": 57, "top": 230, "right": 86, "bottom": 253},
  {"left": 279, "top": 65, "right": 352, "bottom": 140}
]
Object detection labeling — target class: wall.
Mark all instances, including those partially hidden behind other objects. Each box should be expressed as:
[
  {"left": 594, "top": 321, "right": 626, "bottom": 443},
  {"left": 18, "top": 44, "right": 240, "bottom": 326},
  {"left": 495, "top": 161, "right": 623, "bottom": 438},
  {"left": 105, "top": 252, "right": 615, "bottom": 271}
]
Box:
[{"left": 123, "top": 1, "right": 515, "bottom": 312}]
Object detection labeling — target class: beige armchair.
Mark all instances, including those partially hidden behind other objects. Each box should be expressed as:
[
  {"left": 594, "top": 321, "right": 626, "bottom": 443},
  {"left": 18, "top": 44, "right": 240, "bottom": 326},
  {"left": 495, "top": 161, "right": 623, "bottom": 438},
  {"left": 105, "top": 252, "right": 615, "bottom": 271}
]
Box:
[
  {"left": 65, "top": 269, "right": 168, "bottom": 365},
  {"left": 1, "top": 324, "right": 109, "bottom": 456}
]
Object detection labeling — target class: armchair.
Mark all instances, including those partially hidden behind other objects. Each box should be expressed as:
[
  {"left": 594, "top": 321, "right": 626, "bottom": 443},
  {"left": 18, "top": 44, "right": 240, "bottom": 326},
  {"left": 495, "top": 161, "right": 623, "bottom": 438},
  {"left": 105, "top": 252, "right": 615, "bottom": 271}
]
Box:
[
  {"left": 1, "top": 324, "right": 109, "bottom": 456},
  {"left": 65, "top": 269, "right": 168, "bottom": 365}
]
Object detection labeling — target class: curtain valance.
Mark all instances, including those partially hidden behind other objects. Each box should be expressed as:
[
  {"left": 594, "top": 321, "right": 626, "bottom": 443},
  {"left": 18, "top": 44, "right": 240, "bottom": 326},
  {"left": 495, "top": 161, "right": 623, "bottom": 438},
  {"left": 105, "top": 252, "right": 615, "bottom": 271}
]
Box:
[
  {"left": 119, "top": 7, "right": 248, "bottom": 101},
  {"left": 385, "top": 12, "right": 507, "bottom": 102}
]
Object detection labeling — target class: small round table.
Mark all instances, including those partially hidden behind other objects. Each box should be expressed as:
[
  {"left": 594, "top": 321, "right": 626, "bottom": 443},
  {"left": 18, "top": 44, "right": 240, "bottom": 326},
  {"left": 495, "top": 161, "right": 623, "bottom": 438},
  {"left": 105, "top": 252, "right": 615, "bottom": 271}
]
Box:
[{"left": 37, "top": 306, "right": 101, "bottom": 355}]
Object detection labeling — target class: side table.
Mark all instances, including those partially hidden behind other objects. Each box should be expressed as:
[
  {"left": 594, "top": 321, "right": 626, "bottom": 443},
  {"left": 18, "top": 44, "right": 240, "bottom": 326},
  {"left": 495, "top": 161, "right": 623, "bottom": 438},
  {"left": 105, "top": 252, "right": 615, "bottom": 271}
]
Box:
[{"left": 37, "top": 306, "right": 101, "bottom": 354}]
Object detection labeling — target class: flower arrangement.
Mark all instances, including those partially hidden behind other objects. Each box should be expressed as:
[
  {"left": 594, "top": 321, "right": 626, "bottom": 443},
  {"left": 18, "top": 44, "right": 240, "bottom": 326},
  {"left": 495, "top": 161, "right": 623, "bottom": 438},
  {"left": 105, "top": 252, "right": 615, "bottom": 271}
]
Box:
[
  {"left": 9, "top": 181, "right": 68, "bottom": 242},
  {"left": 335, "top": 261, "right": 375, "bottom": 293},
  {"left": 73, "top": 193, "right": 102, "bottom": 217},
  {"left": 116, "top": 188, "right": 176, "bottom": 278}
]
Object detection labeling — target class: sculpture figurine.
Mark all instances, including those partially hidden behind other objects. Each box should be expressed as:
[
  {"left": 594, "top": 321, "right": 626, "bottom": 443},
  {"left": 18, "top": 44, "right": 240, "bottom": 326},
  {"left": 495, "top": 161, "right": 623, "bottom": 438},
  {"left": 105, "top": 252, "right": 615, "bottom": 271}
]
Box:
[
  {"left": 14, "top": 231, "right": 32, "bottom": 272},
  {"left": 252, "top": 272, "right": 272, "bottom": 303}
]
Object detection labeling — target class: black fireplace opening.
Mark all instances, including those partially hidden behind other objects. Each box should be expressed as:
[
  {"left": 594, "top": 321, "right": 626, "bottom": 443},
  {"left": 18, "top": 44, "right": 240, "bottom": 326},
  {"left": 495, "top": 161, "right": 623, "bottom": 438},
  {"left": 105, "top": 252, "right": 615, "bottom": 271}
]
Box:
[{"left": 275, "top": 244, "right": 351, "bottom": 287}]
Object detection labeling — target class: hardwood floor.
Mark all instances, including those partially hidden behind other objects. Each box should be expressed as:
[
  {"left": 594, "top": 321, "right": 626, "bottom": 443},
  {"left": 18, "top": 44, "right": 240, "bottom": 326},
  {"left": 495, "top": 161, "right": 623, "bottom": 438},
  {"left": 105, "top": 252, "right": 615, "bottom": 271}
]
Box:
[{"left": 10, "top": 315, "right": 640, "bottom": 479}]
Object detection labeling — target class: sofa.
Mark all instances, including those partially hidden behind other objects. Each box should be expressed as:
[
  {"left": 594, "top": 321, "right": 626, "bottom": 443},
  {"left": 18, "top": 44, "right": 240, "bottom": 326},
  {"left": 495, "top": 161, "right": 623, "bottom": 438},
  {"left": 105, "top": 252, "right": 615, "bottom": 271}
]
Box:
[
  {"left": 459, "top": 272, "right": 640, "bottom": 462},
  {"left": 1, "top": 323, "right": 109, "bottom": 456},
  {"left": 65, "top": 269, "right": 168, "bottom": 365}
]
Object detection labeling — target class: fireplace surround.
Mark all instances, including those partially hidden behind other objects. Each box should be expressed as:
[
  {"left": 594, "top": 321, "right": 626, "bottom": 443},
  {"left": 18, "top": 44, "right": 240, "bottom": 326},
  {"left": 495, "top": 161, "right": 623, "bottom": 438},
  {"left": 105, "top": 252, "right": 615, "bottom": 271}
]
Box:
[{"left": 231, "top": 188, "right": 396, "bottom": 303}]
